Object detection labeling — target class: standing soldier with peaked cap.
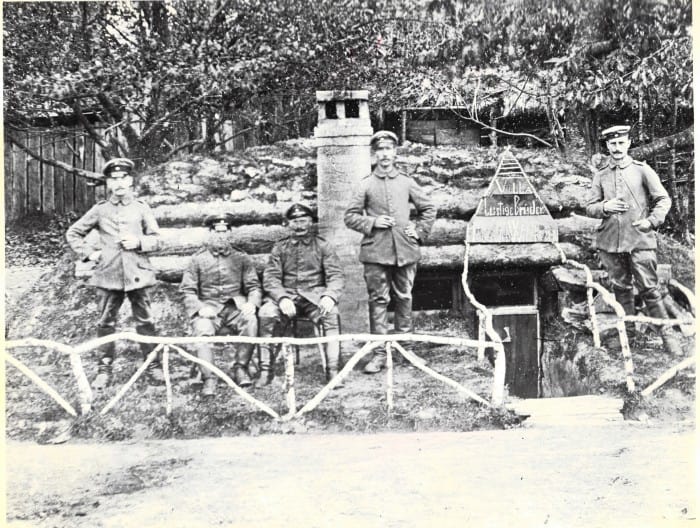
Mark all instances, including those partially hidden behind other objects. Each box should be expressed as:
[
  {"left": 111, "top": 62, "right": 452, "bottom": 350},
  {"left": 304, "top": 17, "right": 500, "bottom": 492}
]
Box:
[
  {"left": 344, "top": 131, "right": 436, "bottom": 373},
  {"left": 257, "top": 203, "right": 345, "bottom": 387},
  {"left": 585, "top": 125, "right": 682, "bottom": 356},
  {"left": 66, "top": 158, "right": 164, "bottom": 390},
  {"left": 179, "top": 213, "right": 262, "bottom": 396}
]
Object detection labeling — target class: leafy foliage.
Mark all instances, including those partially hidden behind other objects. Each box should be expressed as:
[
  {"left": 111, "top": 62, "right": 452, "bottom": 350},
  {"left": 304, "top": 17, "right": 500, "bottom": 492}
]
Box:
[{"left": 3, "top": 0, "right": 693, "bottom": 158}]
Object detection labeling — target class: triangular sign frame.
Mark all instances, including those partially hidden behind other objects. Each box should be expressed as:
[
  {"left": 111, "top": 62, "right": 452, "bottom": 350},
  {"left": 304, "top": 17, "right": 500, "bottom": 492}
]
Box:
[{"left": 466, "top": 148, "right": 558, "bottom": 244}]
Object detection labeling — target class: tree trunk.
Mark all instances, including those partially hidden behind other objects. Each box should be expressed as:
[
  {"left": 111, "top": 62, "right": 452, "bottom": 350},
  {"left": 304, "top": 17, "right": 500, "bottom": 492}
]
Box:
[{"left": 629, "top": 126, "right": 693, "bottom": 160}]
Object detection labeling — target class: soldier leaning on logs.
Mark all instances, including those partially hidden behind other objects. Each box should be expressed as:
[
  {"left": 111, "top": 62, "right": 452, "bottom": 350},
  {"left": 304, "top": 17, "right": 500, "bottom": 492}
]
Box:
[
  {"left": 179, "top": 213, "right": 262, "bottom": 397},
  {"left": 585, "top": 125, "right": 682, "bottom": 356},
  {"left": 66, "top": 158, "right": 165, "bottom": 391}
]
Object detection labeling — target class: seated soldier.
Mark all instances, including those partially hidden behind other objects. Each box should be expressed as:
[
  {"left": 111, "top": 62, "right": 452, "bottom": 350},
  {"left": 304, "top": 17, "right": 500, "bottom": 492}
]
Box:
[
  {"left": 179, "top": 213, "right": 261, "bottom": 396},
  {"left": 257, "top": 203, "right": 345, "bottom": 388}
]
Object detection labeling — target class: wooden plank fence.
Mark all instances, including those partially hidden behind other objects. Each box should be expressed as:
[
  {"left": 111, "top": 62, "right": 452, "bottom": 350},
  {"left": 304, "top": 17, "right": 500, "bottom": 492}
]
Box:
[
  {"left": 4, "top": 107, "right": 317, "bottom": 221},
  {"left": 4, "top": 127, "right": 106, "bottom": 220}
]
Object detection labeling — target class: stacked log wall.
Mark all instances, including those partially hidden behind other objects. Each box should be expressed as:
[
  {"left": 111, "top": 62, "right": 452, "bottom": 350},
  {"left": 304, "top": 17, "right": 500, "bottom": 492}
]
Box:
[{"left": 130, "top": 140, "right": 600, "bottom": 283}]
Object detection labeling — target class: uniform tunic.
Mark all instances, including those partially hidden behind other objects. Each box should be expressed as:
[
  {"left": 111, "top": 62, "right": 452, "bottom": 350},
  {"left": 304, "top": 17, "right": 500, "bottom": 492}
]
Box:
[
  {"left": 66, "top": 193, "right": 161, "bottom": 291},
  {"left": 263, "top": 235, "right": 344, "bottom": 306},
  {"left": 585, "top": 156, "right": 672, "bottom": 301},
  {"left": 585, "top": 157, "right": 671, "bottom": 252},
  {"left": 180, "top": 245, "right": 262, "bottom": 318},
  {"left": 344, "top": 168, "right": 436, "bottom": 266}
]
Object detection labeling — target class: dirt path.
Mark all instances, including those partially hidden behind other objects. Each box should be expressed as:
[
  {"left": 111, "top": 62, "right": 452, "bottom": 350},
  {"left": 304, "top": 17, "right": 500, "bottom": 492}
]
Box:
[
  {"left": 6, "top": 420, "right": 695, "bottom": 528},
  {"left": 4, "top": 266, "right": 50, "bottom": 306}
]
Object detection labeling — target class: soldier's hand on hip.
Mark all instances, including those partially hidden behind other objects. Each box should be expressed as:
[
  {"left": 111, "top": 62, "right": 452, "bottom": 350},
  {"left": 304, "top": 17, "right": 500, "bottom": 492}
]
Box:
[
  {"left": 279, "top": 298, "right": 297, "bottom": 317},
  {"left": 603, "top": 198, "right": 629, "bottom": 214},
  {"left": 318, "top": 296, "right": 336, "bottom": 316},
  {"left": 404, "top": 223, "right": 419, "bottom": 240},
  {"left": 88, "top": 250, "right": 102, "bottom": 262},
  {"left": 632, "top": 218, "right": 653, "bottom": 232},
  {"left": 198, "top": 305, "right": 218, "bottom": 318},
  {"left": 374, "top": 215, "right": 396, "bottom": 229},
  {"left": 240, "top": 302, "right": 256, "bottom": 316},
  {"left": 120, "top": 234, "right": 140, "bottom": 250}
]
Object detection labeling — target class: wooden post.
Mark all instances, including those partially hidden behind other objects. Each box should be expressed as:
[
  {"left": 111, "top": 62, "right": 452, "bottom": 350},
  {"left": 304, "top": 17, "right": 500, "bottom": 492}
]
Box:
[
  {"left": 84, "top": 133, "right": 96, "bottom": 208},
  {"left": 74, "top": 134, "right": 87, "bottom": 212},
  {"left": 162, "top": 345, "right": 173, "bottom": 415},
  {"left": 27, "top": 130, "right": 42, "bottom": 213},
  {"left": 14, "top": 131, "right": 28, "bottom": 217},
  {"left": 386, "top": 341, "right": 394, "bottom": 412},
  {"left": 284, "top": 344, "right": 297, "bottom": 417},
  {"left": 5, "top": 140, "right": 15, "bottom": 219},
  {"left": 68, "top": 350, "right": 93, "bottom": 415},
  {"left": 41, "top": 131, "right": 56, "bottom": 214}
]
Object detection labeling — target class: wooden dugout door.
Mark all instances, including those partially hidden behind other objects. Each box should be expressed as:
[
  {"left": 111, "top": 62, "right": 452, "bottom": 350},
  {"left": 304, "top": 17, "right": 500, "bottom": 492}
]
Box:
[{"left": 492, "top": 309, "right": 540, "bottom": 398}]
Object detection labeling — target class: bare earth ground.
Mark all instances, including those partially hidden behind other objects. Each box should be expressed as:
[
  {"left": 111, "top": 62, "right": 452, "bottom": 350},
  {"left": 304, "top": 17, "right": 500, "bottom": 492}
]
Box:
[
  {"left": 4, "top": 251, "right": 696, "bottom": 526},
  {"left": 6, "top": 420, "right": 696, "bottom": 528}
]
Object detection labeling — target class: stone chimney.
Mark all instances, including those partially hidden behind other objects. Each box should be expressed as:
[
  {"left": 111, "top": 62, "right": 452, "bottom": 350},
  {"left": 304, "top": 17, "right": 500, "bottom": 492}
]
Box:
[{"left": 314, "top": 90, "right": 373, "bottom": 332}]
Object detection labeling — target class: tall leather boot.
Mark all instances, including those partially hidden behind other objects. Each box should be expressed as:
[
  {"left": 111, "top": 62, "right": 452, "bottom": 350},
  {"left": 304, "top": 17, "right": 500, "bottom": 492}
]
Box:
[
  {"left": 646, "top": 300, "right": 684, "bottom": 357},
  {"left": 255, "top": 344, "right": 274, "bottom": 388},
  {"left": 193, "top": 343, "right": 217, "bottom": 395},
  {"left": 232, "top": 344, "right": 254, "bottom": 387},
  {"left": 93, "top": 326, "right": 116, "bottom": 390},
  {"left": 322, "top": 315, "right": 343, "bottom": 387},
  {"left": 364, "top": 302, "right": 388, "bottom": 374},
  {"left": 136, "top": 323, "right": 164, "bottom": 383}
]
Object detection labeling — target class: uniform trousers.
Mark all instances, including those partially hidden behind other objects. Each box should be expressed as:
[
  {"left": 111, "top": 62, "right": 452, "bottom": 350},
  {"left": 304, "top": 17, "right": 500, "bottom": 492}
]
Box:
[{"left": 363, "top": 262, "right": 417, "bottom": 335}]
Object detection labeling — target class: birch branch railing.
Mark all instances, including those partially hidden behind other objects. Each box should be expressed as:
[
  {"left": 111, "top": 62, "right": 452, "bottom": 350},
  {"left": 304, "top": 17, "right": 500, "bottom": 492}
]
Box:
[
  {"left": 555, "top": 245, "right": 695, "bottom": 395},
  {"left": 462, "top": 243, "right": 507, "bottom": 405},
  {"left": 5, "top": 330, "right": 505, "bottom": 422}
]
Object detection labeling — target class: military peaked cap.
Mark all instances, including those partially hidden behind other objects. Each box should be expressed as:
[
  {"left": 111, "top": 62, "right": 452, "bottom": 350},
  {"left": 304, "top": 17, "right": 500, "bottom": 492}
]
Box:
[
  {"left": 102, "top": 158, "right": 135, "bottom": 177},
  {"left": 285, "top": 203, "right": 314, "bottom": 220},
  {"left": 601, "top": 125, "right": 631, "bottom": 141},
  {"left": 204, "top": 213, "right": 235, "bottom": 230},
  {"left": 370, "top": 130, "right": 399, "bottom": 148}
]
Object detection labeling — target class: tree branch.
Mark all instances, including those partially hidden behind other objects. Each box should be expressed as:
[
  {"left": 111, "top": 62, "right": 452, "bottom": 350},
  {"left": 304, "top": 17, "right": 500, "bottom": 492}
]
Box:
[
  {"left": 449, "top": 109, "right": 553, "bottom": 147},
  {"left": 72, "top": 98, "right": 108, "bottom": 149},
  {"left": 165, "top": 138, "right": 205, "bottom": 159},
  {"left": 7, "top": 132, "right": 103, "bottom": 182},
  {"left": 140, "top": 93, "right": 210, "bottom": 141},
  {"left": 96, "top": 92, "right": 141, "bottom": 150},
  {"left": 630, "top": 126, "right": 694, "bottom": 160}
]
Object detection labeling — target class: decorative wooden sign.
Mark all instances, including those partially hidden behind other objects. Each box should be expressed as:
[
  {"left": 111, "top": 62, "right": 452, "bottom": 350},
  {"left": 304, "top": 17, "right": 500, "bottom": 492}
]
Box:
[{"left": 466, "top": 149, "right": 558, "bottom": 244}]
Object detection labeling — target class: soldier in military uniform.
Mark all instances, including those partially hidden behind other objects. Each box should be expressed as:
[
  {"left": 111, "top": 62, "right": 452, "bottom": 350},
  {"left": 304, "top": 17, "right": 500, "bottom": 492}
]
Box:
[
  {"left": 179, "top": 213, "right": 261, "bottom": 396},
  {"left": 66, "top": 158, "right": 164, "bottom": 390},
  {"left": 344, "top": 130, "right": 436, "bottom": 374},
  {"left": 257, "top": 203, "right": 345, "bottom": 387},
  {"left": 585, "top": 125, "right": 682, "bottom": 355}
]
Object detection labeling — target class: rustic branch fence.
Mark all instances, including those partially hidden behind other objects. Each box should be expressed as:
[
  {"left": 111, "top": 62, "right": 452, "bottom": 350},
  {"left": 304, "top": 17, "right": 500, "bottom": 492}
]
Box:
[
  {"left": 4, "top": 245, "right": 694, "bottom": 423},
  {"left": 553, "top": 243, "right": 695, "bottom": 393},
  {"left": 4, "top": 331, "right": 505, "bottom": 421}
]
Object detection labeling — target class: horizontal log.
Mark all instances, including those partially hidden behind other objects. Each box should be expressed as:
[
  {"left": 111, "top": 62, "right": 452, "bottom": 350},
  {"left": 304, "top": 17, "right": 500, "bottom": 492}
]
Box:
[
  {"left": 149, "top": 177, "right": 593, "bottom": 227},
  {"left": 151, "top": 200, "right": 294, "bottom": 227},
  {"left": 152, "top": 242, "right": 583, "bottom": 283},
  {"left": 155, "top": 225, "right": 289, "bottom": 256},
  {"left": 630, "top": 126, "right": 694, "bottom": 160},
  {"left": 154, "top": 217, "right": 598, "bottom": 257}
]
